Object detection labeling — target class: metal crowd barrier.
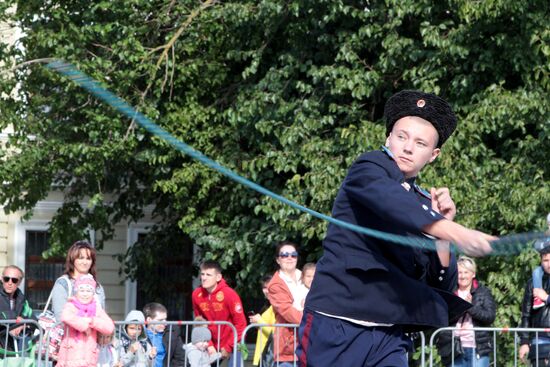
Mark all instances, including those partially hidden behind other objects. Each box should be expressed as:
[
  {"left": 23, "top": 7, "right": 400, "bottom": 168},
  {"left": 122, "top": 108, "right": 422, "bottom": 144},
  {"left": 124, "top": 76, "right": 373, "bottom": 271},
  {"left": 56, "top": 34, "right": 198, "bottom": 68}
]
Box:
[
  {"left": 430, "top": 326, "right": 550, "bottom": 367},
  {"left": 241, "top": 322, "right": 300, "bottom": 366},
  {"left": 241, "top": 323, "right": 427, "bottom": 367},
  {"left": 0, "top": 319, "right": 43, "bottom": 367},
  {"left": 7, "top": 318, "right": 550, "bottom": 367},
  {"left": 37, "top": 320, "right": 238, "bottom": 367}
]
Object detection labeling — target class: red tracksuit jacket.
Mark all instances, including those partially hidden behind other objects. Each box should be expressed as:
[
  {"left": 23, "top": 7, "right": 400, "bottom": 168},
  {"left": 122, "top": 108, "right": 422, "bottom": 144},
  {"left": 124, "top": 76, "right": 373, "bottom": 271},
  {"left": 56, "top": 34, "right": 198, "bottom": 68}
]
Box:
[{"left": 192, "top": 279, "right": 247, "bottom": 353}]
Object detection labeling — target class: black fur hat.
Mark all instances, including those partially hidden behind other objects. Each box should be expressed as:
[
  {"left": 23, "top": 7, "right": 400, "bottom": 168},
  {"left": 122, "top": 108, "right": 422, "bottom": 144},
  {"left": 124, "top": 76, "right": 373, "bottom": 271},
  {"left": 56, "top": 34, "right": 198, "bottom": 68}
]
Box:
[{"left": 384, "top": 90, "right": 457, "bottom": 148}]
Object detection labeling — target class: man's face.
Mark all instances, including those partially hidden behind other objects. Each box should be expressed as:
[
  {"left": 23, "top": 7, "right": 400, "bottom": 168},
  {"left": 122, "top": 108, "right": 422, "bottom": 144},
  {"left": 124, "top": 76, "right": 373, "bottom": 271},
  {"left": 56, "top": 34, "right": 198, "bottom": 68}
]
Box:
[
  {"left": 386, "top": 116, "right": 441, "bottom": 179},
  {"left": 2, "top": 268, "right": 23, "bottom": 295},
  {"left": 200, "top": 267, "right": 222, "bottom": 293},
  {"left": 541, "top": 254, "right": 550, "bottom": 274},
  {"left": 147, "top": 311, "right": 167, "bottom": 333}
]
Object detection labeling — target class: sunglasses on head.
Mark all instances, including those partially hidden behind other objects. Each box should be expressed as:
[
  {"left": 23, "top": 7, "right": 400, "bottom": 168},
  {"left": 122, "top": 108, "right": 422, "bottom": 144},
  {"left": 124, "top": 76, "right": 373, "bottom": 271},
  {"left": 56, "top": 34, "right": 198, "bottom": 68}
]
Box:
[
  {"left": 279, "top": 251, "right": 298, "bottom": 258},
  {"left": 2, "top": 276, "right": 20, "bottom": 284}
]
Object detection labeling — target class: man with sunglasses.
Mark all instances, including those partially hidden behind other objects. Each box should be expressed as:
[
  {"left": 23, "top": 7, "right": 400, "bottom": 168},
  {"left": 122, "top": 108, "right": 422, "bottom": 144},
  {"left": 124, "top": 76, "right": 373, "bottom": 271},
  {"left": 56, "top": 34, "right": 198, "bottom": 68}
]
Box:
[
  {"left": 0, "top": 265, "right": 35, "bottom": 352},
  {"left": 297, "top": 90, "right": 495, "bottom": 367}
]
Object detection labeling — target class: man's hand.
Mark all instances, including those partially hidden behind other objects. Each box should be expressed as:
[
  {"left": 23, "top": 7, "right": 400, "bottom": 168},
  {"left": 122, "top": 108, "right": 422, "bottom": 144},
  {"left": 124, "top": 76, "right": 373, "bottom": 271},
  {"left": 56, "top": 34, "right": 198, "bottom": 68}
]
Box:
[
  {"left": 129, "top": 341, "right": 140, "bottom": 353},
  {"left": 249, "top": 314, "right": 262, "bottom": 324},
  {"left": 453, "top": 228, "right": 497, "bottom": 257},
  {"left": 431, "top": 187, "right": 456, "bottom": 221},
  {"left": 220, "top": 347, "right": 230, "bottom": 359},
  {"left": 534, "top": 288, "right": 549, "bottom": 302},
  {"left": 9, "top": 325, "right": 24, "bottom": 337},
  {"left": 519, "top": 344, "right": 530, "bottom": 362},
  {"left": 207, "top": 346, "right": 217, "bottom": 356}
]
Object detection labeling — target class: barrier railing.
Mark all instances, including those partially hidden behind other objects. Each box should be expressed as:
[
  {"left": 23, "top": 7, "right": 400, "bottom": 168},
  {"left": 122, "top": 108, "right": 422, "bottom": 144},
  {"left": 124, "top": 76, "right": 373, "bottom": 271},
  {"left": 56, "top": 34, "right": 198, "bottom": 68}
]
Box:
[
  {"left": 429, "top": 326, "right": 550, "bottom": 367},
  {"left": 241, "top": 323, "right": 300, "bottom": 367},
  {"left": 37, "top": 320, "right": 238, "bottom": 367},
  {"left": 6, "top": 319, "right": 550, "bottom": 367},
  {"left": 0, "top": 319, "right": 43, "bottom": 367}
]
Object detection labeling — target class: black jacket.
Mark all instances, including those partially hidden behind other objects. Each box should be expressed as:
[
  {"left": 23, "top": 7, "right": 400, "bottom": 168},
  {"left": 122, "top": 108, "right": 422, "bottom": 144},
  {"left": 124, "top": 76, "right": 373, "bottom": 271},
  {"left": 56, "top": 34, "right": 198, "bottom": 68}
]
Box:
[
  {"left": 519, "top": 272, "right": 550, "bottom": 345},
  {"left": 0, "top": 287, "right": 35, "bottom": 351},
  {"left": 437, "top": 281, "right": 496, "bottom": 365},
  {"left": 305, "top": 149, "right": 470, "bottom": 331},
  {"left": 162, "top": 326, "right": 186, "bottom": 367}
]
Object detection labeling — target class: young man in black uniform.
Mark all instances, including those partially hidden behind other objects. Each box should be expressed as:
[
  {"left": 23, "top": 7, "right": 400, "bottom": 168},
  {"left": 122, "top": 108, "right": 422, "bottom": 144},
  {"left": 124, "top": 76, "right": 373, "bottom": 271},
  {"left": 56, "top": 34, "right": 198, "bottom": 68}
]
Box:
[{"left": 298, "top": 90, "right": 494, "bottom": 366}]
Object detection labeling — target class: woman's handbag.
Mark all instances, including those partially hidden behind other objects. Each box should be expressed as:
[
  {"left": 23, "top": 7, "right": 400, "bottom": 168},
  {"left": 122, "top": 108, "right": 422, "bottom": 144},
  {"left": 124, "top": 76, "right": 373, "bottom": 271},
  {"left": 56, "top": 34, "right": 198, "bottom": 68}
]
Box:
[
  {"left": 35, "top": 276, "right": 71, "bottom": 361},
  {"left": 452, "top": 335, "right": 464, "bottom": 357}
]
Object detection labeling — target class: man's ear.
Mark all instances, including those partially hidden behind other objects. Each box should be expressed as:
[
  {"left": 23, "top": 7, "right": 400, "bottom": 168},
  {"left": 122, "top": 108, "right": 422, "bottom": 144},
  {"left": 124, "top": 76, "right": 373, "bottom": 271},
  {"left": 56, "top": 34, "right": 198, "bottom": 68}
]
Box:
[
  {"left": 215, "top": 273, "right": 222, "bottom": 282},
  {"left": 429, "top": 148, "right": 441, "bottom": 163},
  {"left": 385, "top": 135, "right": 391, "bottom": 147}
]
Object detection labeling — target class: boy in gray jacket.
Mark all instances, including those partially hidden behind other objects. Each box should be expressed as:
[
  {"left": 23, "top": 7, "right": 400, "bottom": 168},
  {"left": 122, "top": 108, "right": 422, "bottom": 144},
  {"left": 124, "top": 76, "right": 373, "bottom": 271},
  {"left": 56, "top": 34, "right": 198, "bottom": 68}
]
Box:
[{"left": 119, "top": 310, "right": 156, "bottom": 367}]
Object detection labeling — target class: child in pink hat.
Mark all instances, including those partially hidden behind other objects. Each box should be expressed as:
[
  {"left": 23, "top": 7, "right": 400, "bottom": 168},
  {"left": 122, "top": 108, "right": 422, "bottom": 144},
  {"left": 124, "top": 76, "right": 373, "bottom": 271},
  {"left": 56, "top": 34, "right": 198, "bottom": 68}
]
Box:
[{"left": 57, "top": 274, "right": 114, "bottom": 367}]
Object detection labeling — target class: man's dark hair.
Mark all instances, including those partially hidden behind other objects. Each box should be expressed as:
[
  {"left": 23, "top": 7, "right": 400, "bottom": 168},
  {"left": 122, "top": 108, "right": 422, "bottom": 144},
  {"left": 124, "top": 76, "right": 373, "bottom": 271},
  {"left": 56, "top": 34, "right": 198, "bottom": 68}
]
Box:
[
  {"left": 143, "top": 302, "right": 167, "bottom": 319},
  {"left": 540, "top": 246, "right": 550, "bottom": 256},
  {"left": 200, "top": 260, "right": 222, "bottom": 274}
]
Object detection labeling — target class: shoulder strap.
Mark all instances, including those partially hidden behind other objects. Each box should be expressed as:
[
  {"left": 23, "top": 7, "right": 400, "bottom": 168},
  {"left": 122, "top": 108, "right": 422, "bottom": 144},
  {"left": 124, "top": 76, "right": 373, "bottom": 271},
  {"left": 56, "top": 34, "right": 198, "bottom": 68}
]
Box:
[
  {"left": 43, "top": 275, "right": 73, "bottom": 312},
  {"left": 43, "top": 286, "right": 55, "bottom": 312},
  {"left": 63, "top": 275, "right": 72, "bottom": 297}
]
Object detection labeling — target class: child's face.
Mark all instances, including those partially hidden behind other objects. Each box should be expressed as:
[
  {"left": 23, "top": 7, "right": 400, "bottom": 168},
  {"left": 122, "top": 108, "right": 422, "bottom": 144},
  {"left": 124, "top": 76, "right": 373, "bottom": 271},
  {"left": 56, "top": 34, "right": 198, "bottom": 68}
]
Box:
[
  {"left": 126, "top": 324, "right": 143, "bottom": 339},
  {"left": 98, "top": 333, "right": 113, "bottom": 346},
  {"left": 302, "top": 269, "right": 316, "bottom": 289},
  {"left": 195, "top": 341, "right": 208, "bottom": 351},
  {"left": 76, "top": 287, "right": 94, "bottom": 304}
]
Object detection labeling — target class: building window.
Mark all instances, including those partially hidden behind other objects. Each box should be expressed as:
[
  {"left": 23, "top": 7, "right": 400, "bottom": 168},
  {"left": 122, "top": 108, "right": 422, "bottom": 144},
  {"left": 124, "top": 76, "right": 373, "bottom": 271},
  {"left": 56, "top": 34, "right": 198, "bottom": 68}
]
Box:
[
  {"left": 24, "top": 230, "right": 65, "bottom": 309},
  {"left": 134, "top": 233, "right": 193, "bottom": 320}
]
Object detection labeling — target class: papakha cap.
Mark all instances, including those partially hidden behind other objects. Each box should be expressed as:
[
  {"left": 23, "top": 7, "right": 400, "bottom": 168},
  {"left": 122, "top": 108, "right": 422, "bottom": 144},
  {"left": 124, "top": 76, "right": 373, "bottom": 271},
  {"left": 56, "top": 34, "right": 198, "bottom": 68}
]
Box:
[{"left": 384, "top": 90, "right": 457, "bottom": 148}]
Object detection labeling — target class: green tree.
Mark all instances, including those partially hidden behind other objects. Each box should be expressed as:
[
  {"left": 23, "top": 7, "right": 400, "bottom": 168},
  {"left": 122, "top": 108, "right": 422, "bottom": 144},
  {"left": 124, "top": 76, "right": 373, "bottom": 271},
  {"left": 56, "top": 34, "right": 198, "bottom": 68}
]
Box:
[{"left": 0, "top": 1, "right": 549, "bottom": 363}]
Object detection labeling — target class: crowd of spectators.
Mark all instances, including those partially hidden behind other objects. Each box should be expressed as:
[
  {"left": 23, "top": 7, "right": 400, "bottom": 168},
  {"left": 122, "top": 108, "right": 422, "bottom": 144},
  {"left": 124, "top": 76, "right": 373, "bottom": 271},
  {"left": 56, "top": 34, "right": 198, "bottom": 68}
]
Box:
[{"left": 3, "top": 216, "right": 550, "bottom": 367}]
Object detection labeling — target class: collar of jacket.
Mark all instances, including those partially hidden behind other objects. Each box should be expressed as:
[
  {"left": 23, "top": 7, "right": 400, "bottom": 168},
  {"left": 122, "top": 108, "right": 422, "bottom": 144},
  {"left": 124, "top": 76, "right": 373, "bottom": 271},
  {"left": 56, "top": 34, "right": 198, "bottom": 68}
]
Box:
[{"left": 0, "top": 287, "right": 22, "bottom": 299}]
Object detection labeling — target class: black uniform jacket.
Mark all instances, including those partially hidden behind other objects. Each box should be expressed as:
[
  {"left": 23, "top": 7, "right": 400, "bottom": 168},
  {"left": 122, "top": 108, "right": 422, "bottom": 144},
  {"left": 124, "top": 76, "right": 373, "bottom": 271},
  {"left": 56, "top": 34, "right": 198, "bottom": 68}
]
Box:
[
  {"left": 519, "top": 272, "right": 550, "bottom": 345},
  {"left": 304, "top": 148, "right": 470, "bottom": 331}
]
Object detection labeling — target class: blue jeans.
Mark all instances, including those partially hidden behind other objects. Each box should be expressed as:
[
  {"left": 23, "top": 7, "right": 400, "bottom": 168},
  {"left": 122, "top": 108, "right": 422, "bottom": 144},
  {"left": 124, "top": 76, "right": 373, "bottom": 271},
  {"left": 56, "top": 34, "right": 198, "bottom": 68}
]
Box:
[
  {"left": 227, "top": 351, "right": 243, "bottom": 367},
  {"left": 451, "top": 347, "right": 490, "bottom": 367}
]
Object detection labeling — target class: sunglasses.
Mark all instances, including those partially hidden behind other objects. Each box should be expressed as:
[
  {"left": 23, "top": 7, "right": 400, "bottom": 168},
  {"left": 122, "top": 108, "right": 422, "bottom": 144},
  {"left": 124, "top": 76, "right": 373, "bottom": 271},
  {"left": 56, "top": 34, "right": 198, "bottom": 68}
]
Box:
[
  {"left": 279, "top": 251, "right": 298, "bottom": 259},
  {"left": 2, "top": 276, "right": 20, "bottom": 284}
]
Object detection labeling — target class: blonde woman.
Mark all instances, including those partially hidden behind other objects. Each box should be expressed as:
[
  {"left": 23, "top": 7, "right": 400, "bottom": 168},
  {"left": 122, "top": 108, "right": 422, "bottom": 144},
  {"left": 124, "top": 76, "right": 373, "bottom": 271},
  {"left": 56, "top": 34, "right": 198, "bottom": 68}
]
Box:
[{"left": 437, "top": 256, "right": 496, "bottom": 367}]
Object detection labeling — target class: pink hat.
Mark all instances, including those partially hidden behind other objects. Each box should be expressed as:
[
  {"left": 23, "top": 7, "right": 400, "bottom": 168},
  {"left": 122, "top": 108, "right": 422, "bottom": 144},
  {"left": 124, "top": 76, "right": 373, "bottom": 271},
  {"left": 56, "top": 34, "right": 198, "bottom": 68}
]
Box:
[{"left": 74, "top": 274, "right": 96, "bottom": 291}]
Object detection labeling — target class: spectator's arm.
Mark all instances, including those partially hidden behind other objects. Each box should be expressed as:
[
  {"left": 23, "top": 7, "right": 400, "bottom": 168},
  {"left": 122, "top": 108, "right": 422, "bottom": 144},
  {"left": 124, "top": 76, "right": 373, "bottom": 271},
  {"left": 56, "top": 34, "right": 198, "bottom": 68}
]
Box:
[
  {"left": 468, "top": 287, "right": 496, "bottom": 325},
  {"left": 268, "top": 281, "right": 302, "bottom": 324},
  {"left": 61, "top": 303, "right": 91, "bottom": 332},
  {"left": 91, "top": 308, "right": 115, "bottom": 335},
  {"left": 519, "top": 281, "right": 534, "bottom": 345}
]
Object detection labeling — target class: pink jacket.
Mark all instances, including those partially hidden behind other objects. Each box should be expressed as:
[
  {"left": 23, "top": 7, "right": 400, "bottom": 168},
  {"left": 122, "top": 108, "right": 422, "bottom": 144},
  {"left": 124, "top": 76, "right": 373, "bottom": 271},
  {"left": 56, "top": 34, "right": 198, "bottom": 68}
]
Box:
[{"left": 57, "top": 301, "right": 115, "bottom": 367}]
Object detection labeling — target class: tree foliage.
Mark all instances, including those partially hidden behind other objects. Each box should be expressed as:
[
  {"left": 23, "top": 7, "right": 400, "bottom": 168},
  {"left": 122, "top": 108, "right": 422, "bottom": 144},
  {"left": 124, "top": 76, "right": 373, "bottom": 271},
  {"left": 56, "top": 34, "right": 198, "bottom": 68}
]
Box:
[{"left": 0, "top": 1, "right": 549, "bottom": 361}]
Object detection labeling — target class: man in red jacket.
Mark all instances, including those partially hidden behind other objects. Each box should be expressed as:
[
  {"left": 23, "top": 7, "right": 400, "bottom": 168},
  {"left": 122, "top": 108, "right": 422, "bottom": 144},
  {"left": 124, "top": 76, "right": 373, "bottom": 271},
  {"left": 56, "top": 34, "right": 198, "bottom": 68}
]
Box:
[{"left": 192, "top": 260, "right": 247, "bottom": 366}]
